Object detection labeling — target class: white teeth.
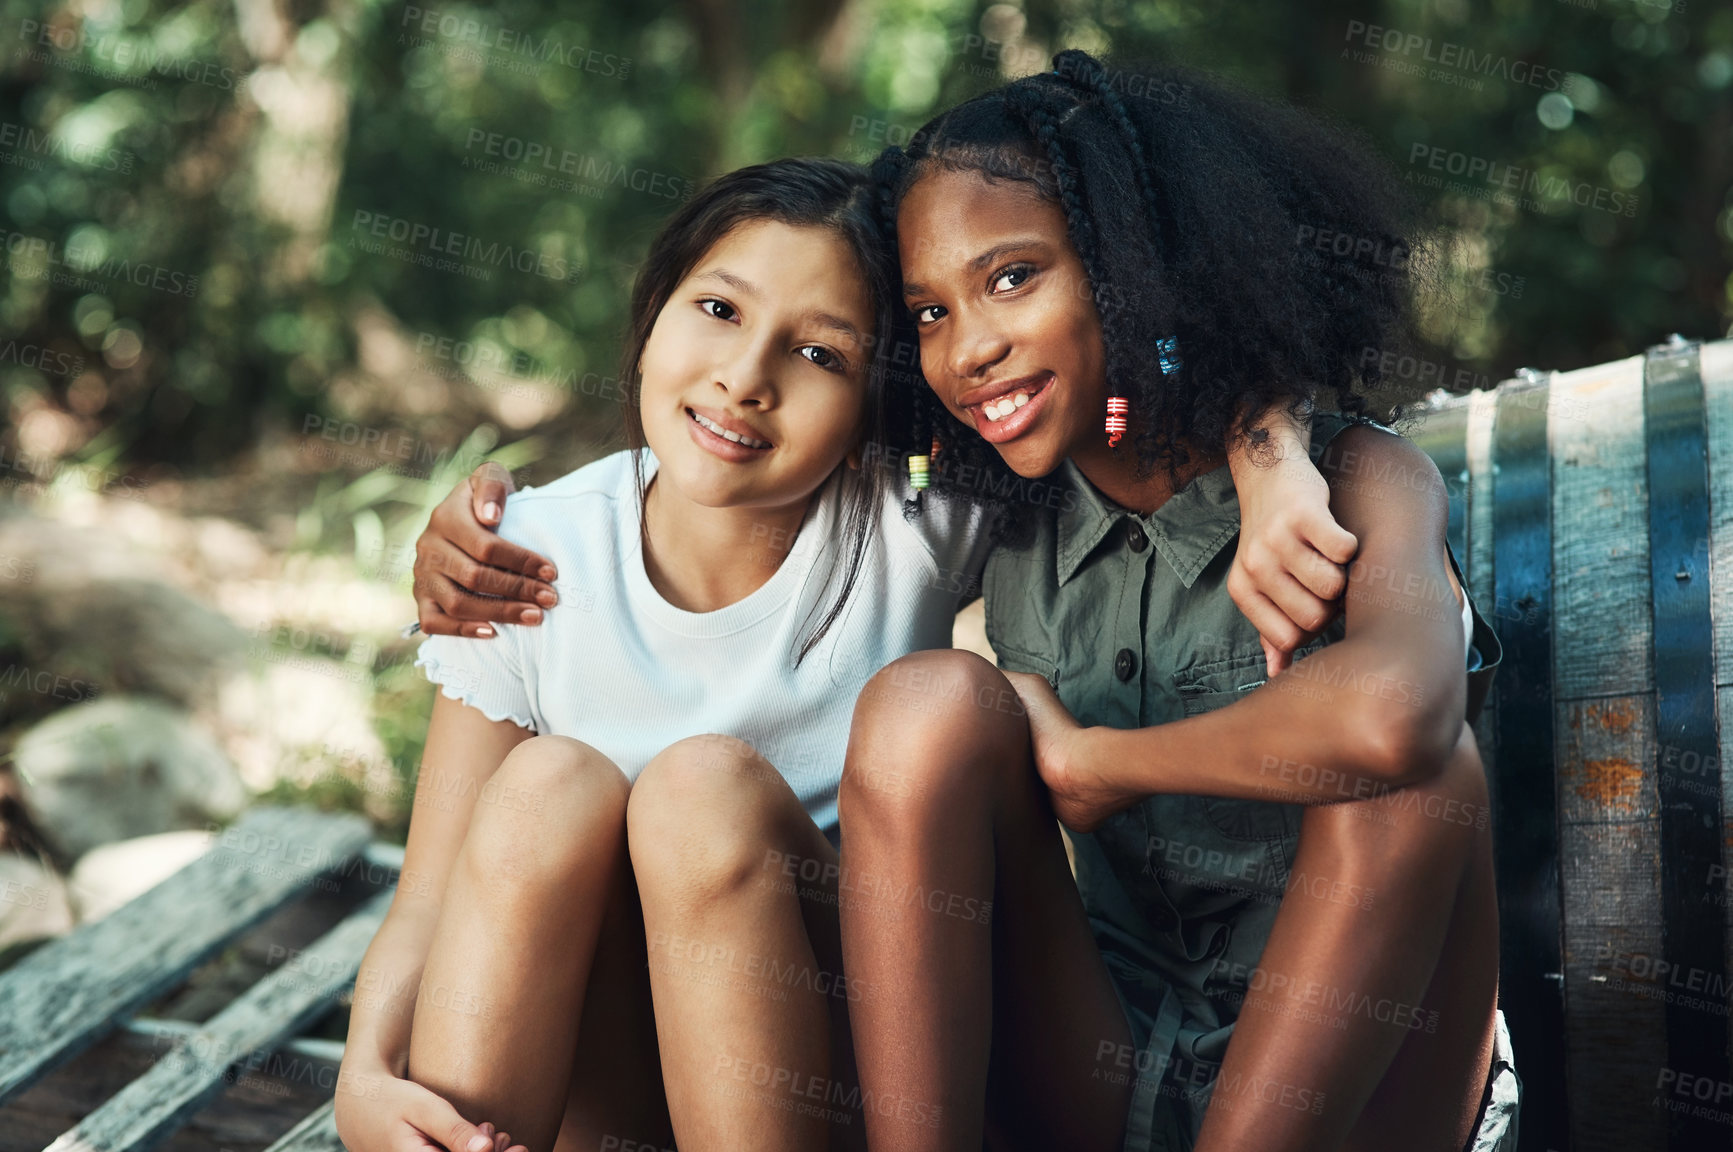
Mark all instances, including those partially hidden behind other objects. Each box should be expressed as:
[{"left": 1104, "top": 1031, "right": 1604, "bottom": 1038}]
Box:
[
  {"left": 983, "top": 391, "right": 1031, "bottom": 421},
  {"left": 690, "top": 410, "right": 769, "bottom": 448}
]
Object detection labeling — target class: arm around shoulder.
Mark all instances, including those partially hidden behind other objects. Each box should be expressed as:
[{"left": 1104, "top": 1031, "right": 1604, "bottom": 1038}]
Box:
[{"left": 1313, "top": 423, "right": 1467, "bottom": 786}]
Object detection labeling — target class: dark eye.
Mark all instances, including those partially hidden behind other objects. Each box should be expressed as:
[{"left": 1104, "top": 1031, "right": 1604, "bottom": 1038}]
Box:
[
  {"left": 990, "top": 263, "right": 1034, "bottom": 293},
  {"left": 700, "top": 298, "right": 736, "bottom": 321},
  {"left": 913, "top": 303, "right": 945, "bottom": 324},
  {"left": 800, "top": 343, "right": 849, "bottom": 370}
]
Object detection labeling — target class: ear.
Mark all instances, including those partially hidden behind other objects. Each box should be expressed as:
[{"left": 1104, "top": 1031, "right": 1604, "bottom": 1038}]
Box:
[{"left": 846, "top": 445, "right": 862, "bottom": 470}]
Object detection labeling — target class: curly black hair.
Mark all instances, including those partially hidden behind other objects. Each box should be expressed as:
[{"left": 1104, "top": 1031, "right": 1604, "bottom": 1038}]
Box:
[{"left": 873, "top": 49, "right": 1437, "bottom": 538}]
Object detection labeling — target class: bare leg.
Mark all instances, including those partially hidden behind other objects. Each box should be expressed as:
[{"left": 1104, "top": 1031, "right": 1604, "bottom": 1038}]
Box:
[
  {"left": 409, "top": 735, "right": 659, "bottom": 1152},
  {"left": 1195, "top": 724, "right": 1500, "bottom": 1152},
  {"left": 838, "top": 650, "right": 1134, "bottom": 1152},
  {"left": 1344, "top": 724, "right": 1500, "bottom": 1150},
  {"left": 551, "top": 850, "right": 675, "bottom": 1152},
  {"left": 629, "top": 734, "right": 864, "bottom": 1152}
]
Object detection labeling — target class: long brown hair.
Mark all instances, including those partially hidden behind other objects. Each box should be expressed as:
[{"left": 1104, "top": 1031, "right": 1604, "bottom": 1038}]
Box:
[{"left": 617, "top": 157, "right": 913, "bottom": 666}]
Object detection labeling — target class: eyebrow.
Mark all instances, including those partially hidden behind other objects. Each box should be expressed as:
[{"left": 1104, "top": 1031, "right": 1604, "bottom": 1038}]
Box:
[
  {"left": 902, "top": 237, "right": 1048, "bottom": 298},
  {"left": 696, "top": 267, "right": 865, "bottom": 343},
  {"left": 697, "top": 267, "right": 760, "bottom": 297}
]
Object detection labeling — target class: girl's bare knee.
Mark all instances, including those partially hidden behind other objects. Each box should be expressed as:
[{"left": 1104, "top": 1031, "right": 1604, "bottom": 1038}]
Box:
[
  {"left": 841, "top": 649, "right": 1028, "bottom": 833},
  {"left": 463, "top": 736, "right": 628, "bottom": 889},
  {"left": 629, "top": 735, "right": 798, "bottom": 905}
]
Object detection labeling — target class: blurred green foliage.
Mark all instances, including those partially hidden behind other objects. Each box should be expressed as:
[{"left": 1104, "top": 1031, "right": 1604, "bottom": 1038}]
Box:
[{"left": 0, "top": 0, "right": 1728, "bottom": 481}]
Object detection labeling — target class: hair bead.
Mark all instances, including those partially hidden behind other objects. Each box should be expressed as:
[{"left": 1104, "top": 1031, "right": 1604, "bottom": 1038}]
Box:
[
  {"left": 908, "top": 450, "right": 931, "bottom": 490},
  {"left": 1106, "top": 395, "right": 1129, "bottom": 447}
]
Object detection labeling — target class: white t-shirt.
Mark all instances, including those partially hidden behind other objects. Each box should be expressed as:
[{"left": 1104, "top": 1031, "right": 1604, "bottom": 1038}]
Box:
[{"left": 416, "top": 447, "right": 995, "bottom": 835}]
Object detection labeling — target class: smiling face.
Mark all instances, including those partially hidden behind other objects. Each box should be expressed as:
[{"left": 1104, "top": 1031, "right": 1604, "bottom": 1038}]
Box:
[
  {"left": 897, "top": 165, "right": 1109, "bottom": 480},
  {"left": 636, "top": 218, "right": 874, "bottom": 511}
]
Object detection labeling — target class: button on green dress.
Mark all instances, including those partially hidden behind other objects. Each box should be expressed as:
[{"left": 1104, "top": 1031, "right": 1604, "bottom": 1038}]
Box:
[{"left": 980, "top": 412, "right": 1502, "bottom": 1151}]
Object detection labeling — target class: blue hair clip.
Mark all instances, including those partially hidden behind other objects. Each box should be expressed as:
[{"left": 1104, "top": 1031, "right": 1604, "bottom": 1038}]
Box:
[{"left": 1157, "top": 336, "right": 1181, "bottom": 376}]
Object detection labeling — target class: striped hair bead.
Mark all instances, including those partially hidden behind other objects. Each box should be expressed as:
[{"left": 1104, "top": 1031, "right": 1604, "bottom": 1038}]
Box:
[
  {"left": 1105, "top": 395, "right": 1129, "bottom": 448},
  {"left": 908, "top": 450, "right": 931, "bottom": 490}
]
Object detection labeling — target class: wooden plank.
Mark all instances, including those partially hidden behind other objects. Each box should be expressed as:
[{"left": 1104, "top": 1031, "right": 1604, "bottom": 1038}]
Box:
[
  {"left": 1549, "top": 353, "right": 1666, "bottom": 1152},
  {"left": 1463, "top": 388, "right": 1500, "bottom": 767},
  {"left": 262, "top": 1099, "right": 345, "bottom": 1152},
  {"left": 1556, "top": 701, "right": 1666, "bottom": 1151},
  {"left": 44, "top": 889, "right": 390, "bottom": 1152},
  {"left": 119, "top": 1017, "right": 347, "bottom": 1066},
  {"left": 1703, "top": 338, "right": 1733, "bottom": 692},
  {"left": 1565, "top": 918, "right": 1672, "bottom": 1152},
  {"left": 1703, "top": 338, "right": 1733, "bottom": 1152},
  {"left": 0, "top": 806, "right": 371, "bottom": 1104},
  {"left": 1409, "top": 398, "right": 1469, "bottom": 566},
  {"left": 1557, "top": 695, "right": 1661, "bottom": 829},
  {"left": 0, "top": 1027, "right": 336, "bottom": 1152},
  {"left": 1464, "top": 388, "right": 1499, "bottom": 628},
  {"left": 1458, "top": 385, "right": 1499, "bottom": 805},
  {"left": 1550, "top": 356, "right": 1652, "bottom": 700}
]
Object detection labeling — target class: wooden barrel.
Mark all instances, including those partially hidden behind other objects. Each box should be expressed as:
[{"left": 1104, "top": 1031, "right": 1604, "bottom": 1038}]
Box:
[{"left": 1406, "top": 335, "right": 1733, "bottom": 1152}]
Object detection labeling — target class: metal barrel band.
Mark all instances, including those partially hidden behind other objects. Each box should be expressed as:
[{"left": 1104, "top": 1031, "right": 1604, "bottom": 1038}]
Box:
[
  {"left": 1489, "top": 379, "right": 1567, "bottom": 1152},
  {"left": 1642, "top": 339, "right": 1731, "bottom": 1151}
]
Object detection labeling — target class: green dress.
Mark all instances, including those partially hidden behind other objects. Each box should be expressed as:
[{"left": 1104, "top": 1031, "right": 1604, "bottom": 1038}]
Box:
[{"left": 980, "top": 412, "right": 1506, "bottom": 1151}]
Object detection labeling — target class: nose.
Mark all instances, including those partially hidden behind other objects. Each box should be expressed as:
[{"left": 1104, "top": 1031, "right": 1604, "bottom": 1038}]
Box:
[
  {"left": 944, "top": 313, "right": 1010, "bottom": 382},
  {"left": 715, "top": 332, "right": 780, "bottom": 408}
]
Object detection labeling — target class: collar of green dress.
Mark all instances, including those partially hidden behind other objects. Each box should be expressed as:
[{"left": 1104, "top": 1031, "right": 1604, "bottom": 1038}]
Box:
[{"left": 1053, "top": 455, "right": 1243, "bottom": 591}]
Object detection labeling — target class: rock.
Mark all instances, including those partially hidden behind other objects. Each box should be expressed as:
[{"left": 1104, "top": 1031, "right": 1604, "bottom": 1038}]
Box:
[
  {"left": 13, "top": 697, "right": 249, "bottom": 862},
  {"left": 0, "top": 853, "right": 74, "bottom": 951},
  {"left": 0, "top": 509, "right": 250, "bottom": 711},
  {"left": 206, "top": 657, "right": 392, "bottom": 798},
  {"left": 66, "top": 829, "right": 215, "bottom": 923}
]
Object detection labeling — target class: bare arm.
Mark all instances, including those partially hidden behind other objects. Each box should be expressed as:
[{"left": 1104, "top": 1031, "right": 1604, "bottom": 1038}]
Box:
[
  {"left": 1018, "top": 424, "right": 1467, "bottom": 824},
  {"left": 334, "top": 695, "right": 533, "bottom": 1152}
]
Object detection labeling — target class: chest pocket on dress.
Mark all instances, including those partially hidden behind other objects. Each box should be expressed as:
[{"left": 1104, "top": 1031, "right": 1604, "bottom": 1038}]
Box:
[
  {"left": 1175, "top": 649, "right": 1297, "bottom": 843},
  {"left": 992, "top": 642, "right": 1061, "bottom": 690}
]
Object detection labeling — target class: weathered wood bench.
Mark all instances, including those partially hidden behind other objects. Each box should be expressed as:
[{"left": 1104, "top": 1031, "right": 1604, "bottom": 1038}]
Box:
[{"left": 0, "top": 805, "right": 390, "bottom": 1152}]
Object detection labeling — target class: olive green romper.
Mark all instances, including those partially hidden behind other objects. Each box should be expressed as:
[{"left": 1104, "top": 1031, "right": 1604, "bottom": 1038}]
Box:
[{"left": 980, "top": 412, "right": 1517, "bottom": 1151}]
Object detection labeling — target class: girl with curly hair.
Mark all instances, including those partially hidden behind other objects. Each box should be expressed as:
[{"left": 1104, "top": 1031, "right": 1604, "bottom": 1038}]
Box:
[{"left": 838, "top": 49, "right": 1513, "bottom": 1152}]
